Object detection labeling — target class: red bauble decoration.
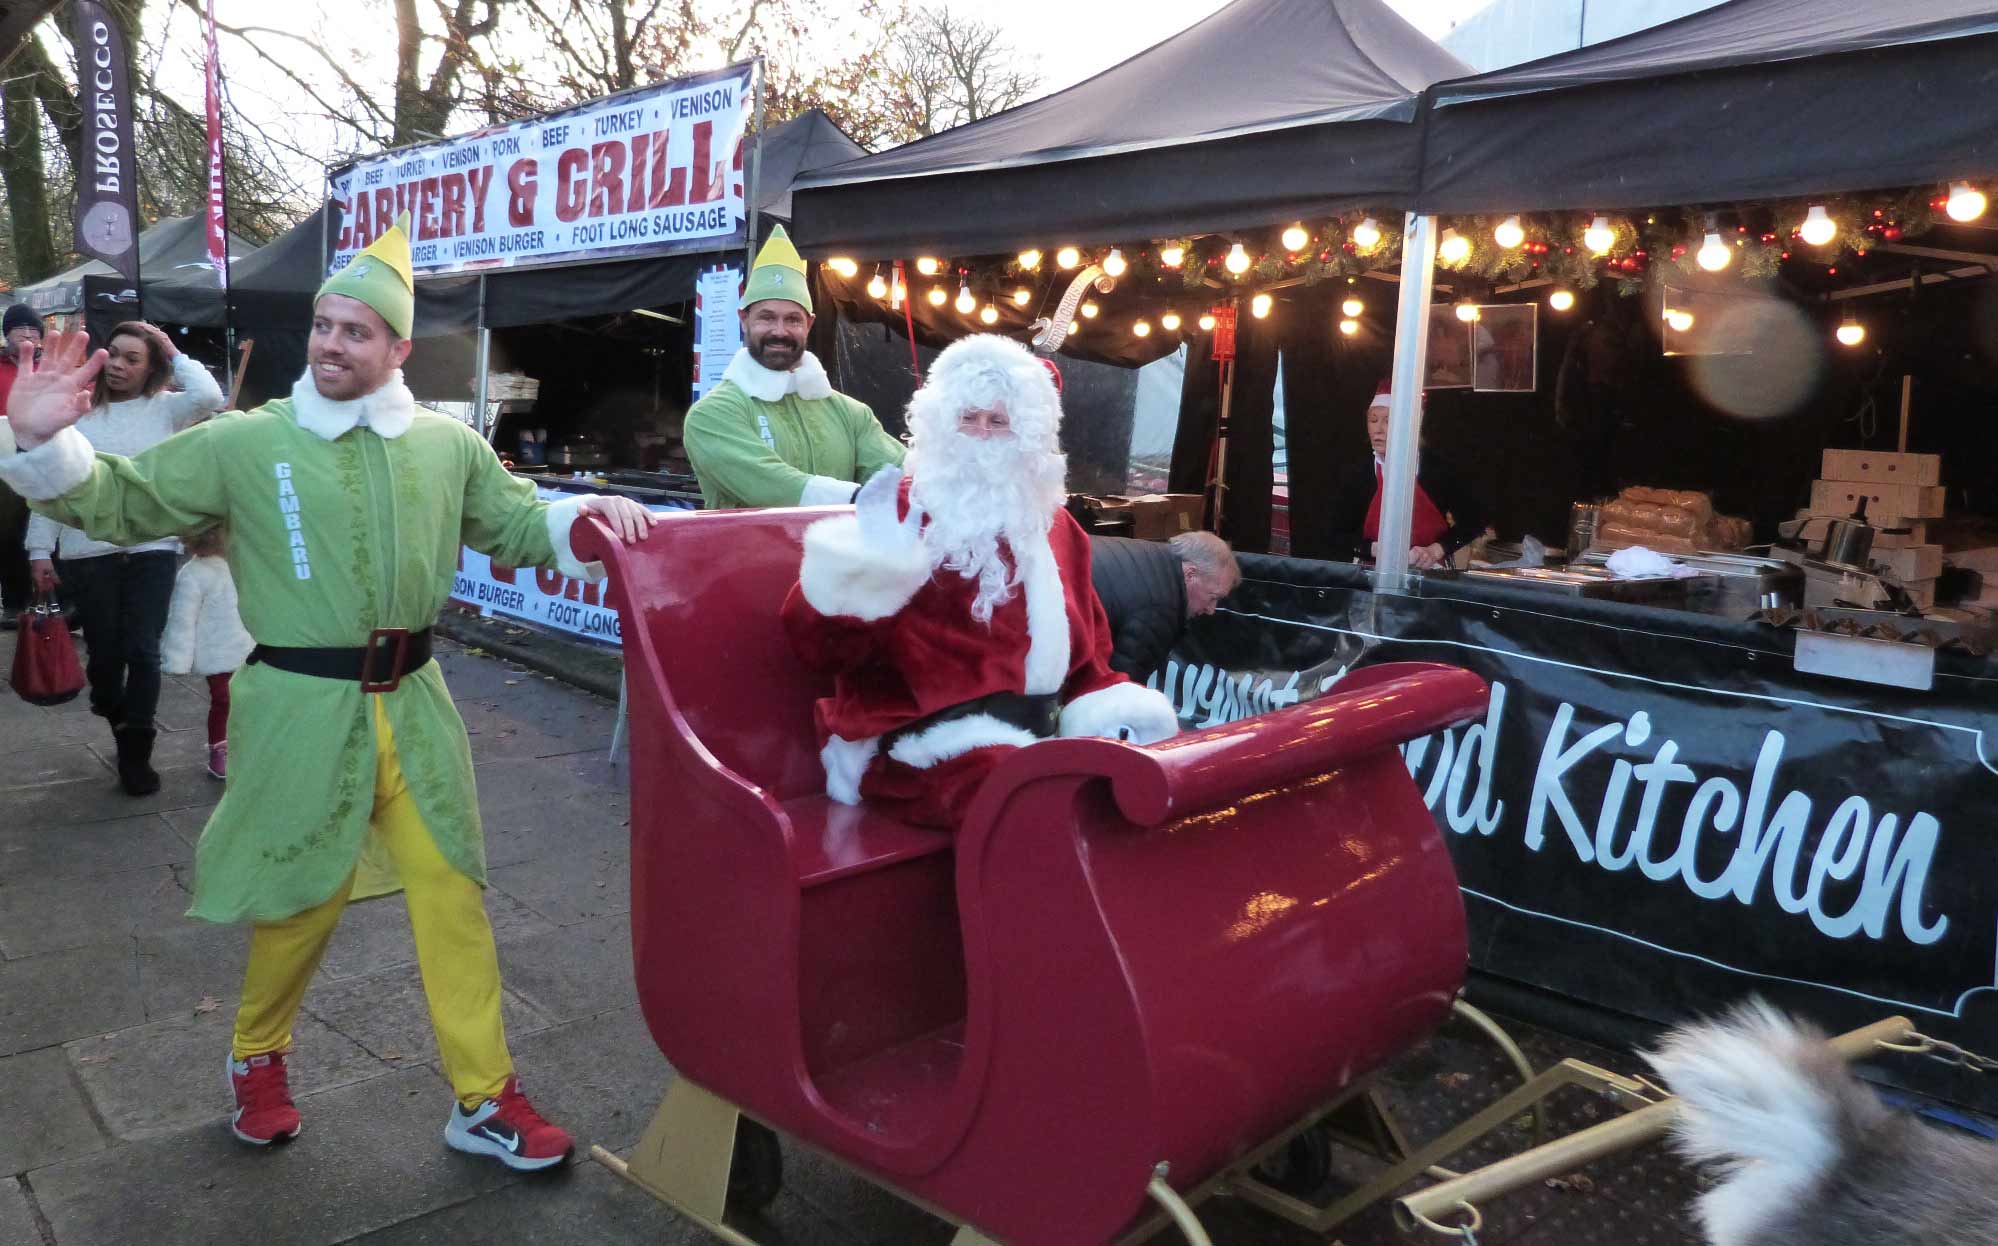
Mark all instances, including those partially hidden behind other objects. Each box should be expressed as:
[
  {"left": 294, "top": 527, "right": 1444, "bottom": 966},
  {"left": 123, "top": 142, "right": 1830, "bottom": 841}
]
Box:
[
  {"left": 1884, "top": 227, "right": 1902, "bottom": 240},
  {"left": 1781, "top": 251, "right": 1792, "bottom": 259}
]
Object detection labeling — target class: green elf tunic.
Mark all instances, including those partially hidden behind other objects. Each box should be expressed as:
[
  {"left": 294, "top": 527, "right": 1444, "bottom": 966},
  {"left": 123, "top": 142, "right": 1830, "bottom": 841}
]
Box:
[
  {"left": 683, "top": 348, "right": 904, "bottom": 509},
  {"left": 0, "top": 372, "right": 603, "bottom": 923}
]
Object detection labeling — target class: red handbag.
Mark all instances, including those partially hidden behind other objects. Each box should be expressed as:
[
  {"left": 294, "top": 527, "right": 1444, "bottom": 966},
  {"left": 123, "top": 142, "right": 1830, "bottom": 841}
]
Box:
[{"left": 11, "top": 597, "right": 85, "bottom": 706}]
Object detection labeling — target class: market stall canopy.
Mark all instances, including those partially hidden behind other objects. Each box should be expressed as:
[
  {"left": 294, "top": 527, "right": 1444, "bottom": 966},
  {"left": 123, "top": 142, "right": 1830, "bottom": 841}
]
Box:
[
  {"left": 1419, "top": 0, "right": 1998, "bottom": 213},
  {"left": 413, "top": 109, "right": 867, "bottom": 335},
  {"left": 790, "top": 0, "right": 1470, "bottom": 258},
  {"left": 756, "top": 108, "right": 865, "bottom": 223},
  {"left": 15, "top": 215, "right": 253, "bottom": 316},
  {"left": 141, "top": 201, "right": 336, "bottom": 329}
]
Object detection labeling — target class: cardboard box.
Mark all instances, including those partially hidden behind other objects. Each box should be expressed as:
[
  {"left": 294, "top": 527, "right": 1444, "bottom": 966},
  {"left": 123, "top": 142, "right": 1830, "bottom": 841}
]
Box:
[
  {"left": 1125, "top": 493, "right": 1204, "bottom": 540},
  {"left": 1793, "top": 512, "right": 1929, "bottom": 549},
  {"left": 1871, "top": 544, "right": 1943, "bottom": 581},
  {"left": 1901, "top": 578, "right": 1937, "bottom": 609},
  {"left": 1810, "top": 479, "right": 1946, "bottom": 520},
  {"left": 1821, "top": 449, "right": 1941, "bottom": 487}
]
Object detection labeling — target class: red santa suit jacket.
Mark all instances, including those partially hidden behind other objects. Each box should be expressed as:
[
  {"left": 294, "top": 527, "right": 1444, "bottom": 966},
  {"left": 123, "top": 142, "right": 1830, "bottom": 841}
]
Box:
[{"left": 781, "top": 485, "right": 1178, "bottom": 828}]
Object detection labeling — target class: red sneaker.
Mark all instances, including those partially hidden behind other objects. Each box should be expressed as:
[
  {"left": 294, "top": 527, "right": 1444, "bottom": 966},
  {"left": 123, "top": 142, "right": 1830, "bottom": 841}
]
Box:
[
  {"left": 443, "top": 1077, "right": 572, "bottom": 1171},
  {"left": 228, "top": 1052, "right": 302, "bottom": 1145}
]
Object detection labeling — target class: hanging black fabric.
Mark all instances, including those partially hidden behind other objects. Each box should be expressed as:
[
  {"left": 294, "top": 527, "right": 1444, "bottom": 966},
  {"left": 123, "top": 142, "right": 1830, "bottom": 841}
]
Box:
[
  {"left": 1168, "top": 312, "right": 1278, "bottom": 553},
  {"left": 1279, "top": 290, "right": 1389, "bottom": 561}
]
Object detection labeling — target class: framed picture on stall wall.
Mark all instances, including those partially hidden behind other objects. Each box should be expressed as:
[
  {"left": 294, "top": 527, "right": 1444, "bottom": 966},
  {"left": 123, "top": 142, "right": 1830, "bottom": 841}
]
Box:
[
  {"left": 1473, "top": 303, "right": 1538, "bottom": 392},
  {"left": 1425, "top": 304, "right": 1473, "bottom": 389}
]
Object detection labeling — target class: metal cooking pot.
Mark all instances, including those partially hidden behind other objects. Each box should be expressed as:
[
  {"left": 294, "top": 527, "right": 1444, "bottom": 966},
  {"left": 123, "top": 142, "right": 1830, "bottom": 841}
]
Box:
[{"left": 1820, "top": 501, "right": 1875, "bottom": 569}]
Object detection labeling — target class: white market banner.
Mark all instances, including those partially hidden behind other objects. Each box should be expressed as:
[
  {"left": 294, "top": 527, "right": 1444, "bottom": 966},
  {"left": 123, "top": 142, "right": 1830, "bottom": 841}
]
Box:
[
  {"left": 449, "top": 487, "right": 695, "bottom": 645},
  {"left": 691, "top": 263, "right": 742, "bottom": 400},
  {"left": 329, "top": 62, "right": 752, "bottom": 277}
]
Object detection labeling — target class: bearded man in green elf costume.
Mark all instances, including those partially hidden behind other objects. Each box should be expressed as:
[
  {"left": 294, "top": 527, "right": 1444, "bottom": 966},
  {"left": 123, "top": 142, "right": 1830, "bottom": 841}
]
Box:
[
  {"left": 0, "top": 215, "right": 658, "bottom": 1171},
  {"left": 683, "top": 224, "right": 906, "bottom": 508}
]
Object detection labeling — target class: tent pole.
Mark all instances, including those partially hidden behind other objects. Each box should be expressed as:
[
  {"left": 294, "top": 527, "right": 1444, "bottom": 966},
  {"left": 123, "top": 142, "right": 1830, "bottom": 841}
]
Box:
[
  {"left": 473, "top": 273, "right": 492, "bottom": 442},
  {"left": 745, "top": 58, "right": 765, "bottom": 260},
  {"left": 1376, "top": 212, "right": 1438, "bottom": 594}
]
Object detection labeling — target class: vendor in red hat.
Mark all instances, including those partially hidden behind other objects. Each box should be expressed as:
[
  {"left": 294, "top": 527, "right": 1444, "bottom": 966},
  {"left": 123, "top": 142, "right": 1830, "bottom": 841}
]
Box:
[{"left": 1328, "top": 383, "right": 1486, "bottom": 569}]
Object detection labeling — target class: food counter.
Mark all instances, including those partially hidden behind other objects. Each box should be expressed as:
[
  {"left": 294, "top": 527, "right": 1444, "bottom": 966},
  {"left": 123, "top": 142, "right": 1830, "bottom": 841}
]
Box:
[{"left": 1155, "top": 552, "right": 1998, "bottom": 1098}]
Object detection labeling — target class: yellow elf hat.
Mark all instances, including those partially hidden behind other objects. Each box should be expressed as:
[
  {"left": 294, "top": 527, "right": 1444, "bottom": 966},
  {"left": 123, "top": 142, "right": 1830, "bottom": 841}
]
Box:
[
  {"left": 741, "top": 224, "right": 811, "bottom": 314},
  {"left": 319, "top": 213, "right": 416, "bottom": 338}
]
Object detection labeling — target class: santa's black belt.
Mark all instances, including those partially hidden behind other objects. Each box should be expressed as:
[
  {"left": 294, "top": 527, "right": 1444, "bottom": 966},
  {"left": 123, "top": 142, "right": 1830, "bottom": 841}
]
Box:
[
  {"left": 248, "top": 627, "right": 433, "bottom": 694},
  {"left": 881, "top": 689, "right": 1061, "bottom": 753}
]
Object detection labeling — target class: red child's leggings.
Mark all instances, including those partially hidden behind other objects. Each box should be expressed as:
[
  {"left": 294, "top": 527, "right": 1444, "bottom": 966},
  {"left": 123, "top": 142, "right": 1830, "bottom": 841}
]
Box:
[{"left": 206, "top": 673, "right": 231, "bottom": 747}]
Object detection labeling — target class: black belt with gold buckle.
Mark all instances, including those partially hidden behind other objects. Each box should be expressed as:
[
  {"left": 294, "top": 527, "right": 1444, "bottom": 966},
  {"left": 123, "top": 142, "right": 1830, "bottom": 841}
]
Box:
[{"left": 248, "top": 627, "right": 433, "bottom": 694}]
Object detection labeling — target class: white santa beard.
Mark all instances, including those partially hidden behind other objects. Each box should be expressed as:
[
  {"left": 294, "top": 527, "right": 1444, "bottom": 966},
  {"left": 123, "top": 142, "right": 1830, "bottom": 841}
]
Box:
[{"left": 909, "top": 435, "right": 1069, "bottom": 623}]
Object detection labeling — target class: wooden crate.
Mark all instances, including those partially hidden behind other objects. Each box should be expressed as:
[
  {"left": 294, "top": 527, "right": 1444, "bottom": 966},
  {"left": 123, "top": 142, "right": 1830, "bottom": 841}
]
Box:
[
  {"left": 1821, "top": 449, "right": 1941, "bottom": 487},
  {"left": 1810, "top": 479, "right": 1947, "bottom": 520},
  {"left": 1871, "top": 544, "right": 1943, "bottom": 581}
]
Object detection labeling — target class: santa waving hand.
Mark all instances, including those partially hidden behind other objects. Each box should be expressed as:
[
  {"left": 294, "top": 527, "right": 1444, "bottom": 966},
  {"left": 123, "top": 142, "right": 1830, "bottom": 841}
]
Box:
[{"left": 781, "top": 334, "right": 1179, "bottom": 829}]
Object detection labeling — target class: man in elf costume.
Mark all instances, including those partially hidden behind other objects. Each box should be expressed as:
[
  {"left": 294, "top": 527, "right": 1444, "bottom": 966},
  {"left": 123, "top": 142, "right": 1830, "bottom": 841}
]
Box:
[
  {"left": 782, "top": 334, "right": 1180, "bottom": 829},
  {"left": 0, "top": 217, "right": 656, "bottom": 1170},
  {"left": 683, "top": 224, "right": 904, "bottom": 508}
]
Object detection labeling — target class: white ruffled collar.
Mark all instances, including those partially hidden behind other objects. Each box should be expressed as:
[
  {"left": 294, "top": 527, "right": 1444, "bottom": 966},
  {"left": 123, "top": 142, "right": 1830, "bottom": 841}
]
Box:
[
  {"left": 721, "top": 348, "right": 834, "bottom": 402},
  {"left": 290, "top": 369, "right": 417, "bottom": 441}
]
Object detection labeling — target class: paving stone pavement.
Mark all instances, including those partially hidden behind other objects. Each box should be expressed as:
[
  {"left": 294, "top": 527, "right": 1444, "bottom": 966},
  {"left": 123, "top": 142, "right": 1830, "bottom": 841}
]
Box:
[{"left": 0, "top": 629, "right": 1714, "bottom": 1246}]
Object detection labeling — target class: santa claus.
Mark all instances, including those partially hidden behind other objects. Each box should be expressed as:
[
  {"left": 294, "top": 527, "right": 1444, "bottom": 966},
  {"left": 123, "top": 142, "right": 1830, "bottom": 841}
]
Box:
[{"left": 781, "top": 334, "right": 1180, "bottom": 829}]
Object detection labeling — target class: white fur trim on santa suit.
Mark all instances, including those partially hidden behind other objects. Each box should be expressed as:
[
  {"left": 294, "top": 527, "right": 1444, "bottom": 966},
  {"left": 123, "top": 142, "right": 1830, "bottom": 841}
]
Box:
[
  {"left": 721, "top": 348, "right": 835, "bottom": 402},
  {"left": 1059, "top": 681, "right": 1180, "bottom": 745},
  {"left": 0, "top": 424, "right": 96, "bottom": 501},
  {"left": 798, "top": 512, "right": 932, "bottom": 621},
  {"left": 291, "top": 369, "right": 416, "bottom": 441},
  {"left": 821, "top": 734, "right": 879, "bottom": 805},
  {"left": 1012, "top": 535, "right": 1071, "bottom": 695},
  {"left": 798, "top": 475, "right": 859, "bottom": 506},
  {"left": 886, "top": 713, "right": 1042, "bottom": 770},
  {"left": 542, "top": 494, "right": 608, "bottom": 581}
]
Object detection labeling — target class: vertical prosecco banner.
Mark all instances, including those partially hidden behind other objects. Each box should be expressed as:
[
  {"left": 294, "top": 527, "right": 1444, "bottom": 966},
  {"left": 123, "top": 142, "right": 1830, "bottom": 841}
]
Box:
[{"left": 71, "top": 0, "right": 143, "bottom": 292}]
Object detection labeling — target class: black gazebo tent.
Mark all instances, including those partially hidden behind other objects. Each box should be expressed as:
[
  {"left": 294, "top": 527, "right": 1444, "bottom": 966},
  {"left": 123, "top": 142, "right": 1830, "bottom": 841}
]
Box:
[
  {"left": 790, "top": 0, "right": 1469, "bottom": 257},
  {"left": 15, "top": 215, "right": 253, "bottom": 319},
  {"left": 1418, "top": 0, "right": 1998, "bottom": 212}
]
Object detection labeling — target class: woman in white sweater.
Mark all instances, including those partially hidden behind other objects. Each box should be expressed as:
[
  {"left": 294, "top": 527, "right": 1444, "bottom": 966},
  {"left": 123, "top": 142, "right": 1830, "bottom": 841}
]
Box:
[{"left": 26, "top": 321, "right": 223, "bottom": 794}]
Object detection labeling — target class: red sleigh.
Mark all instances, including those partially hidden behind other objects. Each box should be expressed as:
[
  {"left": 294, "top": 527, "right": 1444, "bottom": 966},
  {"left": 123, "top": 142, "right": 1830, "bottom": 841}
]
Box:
[{"left": 575, "top": 507, "right": 1490, "bottom": 1245}]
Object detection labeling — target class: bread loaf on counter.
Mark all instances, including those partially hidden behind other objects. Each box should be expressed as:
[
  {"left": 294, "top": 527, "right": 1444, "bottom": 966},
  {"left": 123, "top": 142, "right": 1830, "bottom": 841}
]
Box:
[{"left": 1592, "top": 486, "right": 1750, "bottom": 553}]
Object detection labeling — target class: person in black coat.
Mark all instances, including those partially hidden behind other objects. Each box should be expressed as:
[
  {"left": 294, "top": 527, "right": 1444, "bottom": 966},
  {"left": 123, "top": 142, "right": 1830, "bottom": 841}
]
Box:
[
  {"left": 1089, "top": 531, "right": 1240, "bottom": 683},
  {"left": 1327, "top": 386, "right": 1487, "bottom": 568}
]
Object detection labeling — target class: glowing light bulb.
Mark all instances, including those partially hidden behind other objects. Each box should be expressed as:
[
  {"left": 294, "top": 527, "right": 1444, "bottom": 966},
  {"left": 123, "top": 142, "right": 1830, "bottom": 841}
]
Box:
[
  {"left": 866, "top": 268, "right": 888, "bottom": 299},
  {"left": 1198, "top": 312, "right": 1217, "bottom": 331},
  {"left": 927, "top": 286, "right": 947, "bottom": 306},
  {"left": 1341, "top": 296, "right": 1364, "bottom": 317},
  {"left": 1080, "top": 300, "right": 1099, "bottom": 318},
  {"left": 1161, "top": 245, "right": 1185, "bottom": 268},
  {"left": 1947, "top": 182, "right": 1987, "bottom": 222},
  {"left": 1102, "top": 248, "right": 1127, "bottom": 277},
  {"left": 1161, "top": 311, "right": 1182, "bottom": 331},
  {"left": 1056, "top": 246, "right": 1082, "bottom": 269},
  {"left": 954, "top": 284, "right": 976, "bottom": 314},
  {"left": 1438, "top": 228, "right": 1471, "bottom": 266},
  {"left": 827, "top": 256, "right": 859, "bottom": 278},
  {"left": 1133, "top": 320, "right": 1152, "bottom": 337},
  {"left": 915, "top": 256, "right": 941, "bottom": 276},
  {"left": 1069, "top": 319, "right": 1082, "bottom": 334},
  {"left": 979, "top": 304, "right": 999, "bottom": 325},
  {"left": 1697, "top": 231, "right": 1732, "bottom": 271},
  {"left": 1455, "top": 300, "right": 1480, "bottom": 322},
  {"left": 1017, "top": 249, "right": 1043, "bottom": 271},
  {"left": 1584, "top": 215, "right": 1615, "bottom": 255},
  {"left": 1799, "top": 205, "right": 1836, "bottom": 247},
  {"left": 1837, "top": 319, "right": 1866, "bottom": 346},
  {"left": 1225, "top": 243, "right": 1251, "bottom": 275},
  {"left": 1494, "top": 216, "right": 1525, "bottom": 249},
  {"left": 1549, "top": 288, "right": 1575, "bottom": 312},
  {"left": 1012, "top": 287, "right": 1031, "bottom": 306},
  {"left": 1665, "top": 308, "right": 1694, "bottom": 333},
  {"left": 1352, "top": 217, "right": 1382, "bottom": 250},
  {"left": 1337, "top": 318, "right": 1360, "bottom": 337},
  {"left": 1282, "top": 223, "right": 1309, "bottom": 252},
  {"left": 1250, "top": 292, "right": 1273, "bottom": 319}
]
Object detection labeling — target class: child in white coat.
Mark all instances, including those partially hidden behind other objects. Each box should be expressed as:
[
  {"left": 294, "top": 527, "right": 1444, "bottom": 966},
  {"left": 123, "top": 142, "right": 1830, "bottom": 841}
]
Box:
[{"left": 160, "top": 528, "right": 253, "bottom": 779}]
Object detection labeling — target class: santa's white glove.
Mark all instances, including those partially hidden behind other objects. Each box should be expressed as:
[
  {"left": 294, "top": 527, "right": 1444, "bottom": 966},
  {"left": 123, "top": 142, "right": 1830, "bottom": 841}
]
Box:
[{"left": 854, "top": 465, "right": 925, "bottom": 553}]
